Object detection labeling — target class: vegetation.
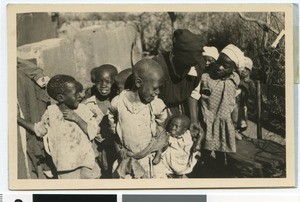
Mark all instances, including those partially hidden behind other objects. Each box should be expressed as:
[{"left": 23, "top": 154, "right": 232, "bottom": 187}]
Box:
[{"left": 57, "top": 12, "right": 286, "bottom": 130}]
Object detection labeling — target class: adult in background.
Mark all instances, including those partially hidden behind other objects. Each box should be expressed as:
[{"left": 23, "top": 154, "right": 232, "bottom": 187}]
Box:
[{"left": 153, "top": 29, "right": 205, "bottom": 136}]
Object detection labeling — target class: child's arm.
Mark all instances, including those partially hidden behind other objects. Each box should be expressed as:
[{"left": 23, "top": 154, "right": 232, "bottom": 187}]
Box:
[
  {"left": 152, "top": 98, "right": 167, "bottom": 127},
  {"left": 188, "top": 97, "right": 201, "bottom": 137},
  {"left": 189, "top": 81, "right": 201, "bottom": 137},
  {"left": 62, "top": 109, "right": 89, "bottom": 135},
  {"left": 107, "top": 96, "right": 119, "bottom": 135},
  {"left": 18, "top": 110, "right": 49, "bottom": 138},
  {"left": 17, "top": 117, "right": 35, "bottom": 133}
]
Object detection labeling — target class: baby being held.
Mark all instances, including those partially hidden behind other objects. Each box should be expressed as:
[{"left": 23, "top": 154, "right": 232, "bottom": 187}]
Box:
[{"left": 162, "top": 115, "right": 198, "bottom": 177}]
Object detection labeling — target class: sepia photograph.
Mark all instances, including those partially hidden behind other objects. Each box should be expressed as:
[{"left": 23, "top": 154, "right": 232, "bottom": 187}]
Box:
[{"left": 8, "top": 4, "right": 295, "bottom": 189}]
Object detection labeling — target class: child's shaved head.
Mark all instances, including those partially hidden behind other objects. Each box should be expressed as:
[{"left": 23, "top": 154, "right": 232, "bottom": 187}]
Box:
[
  {"left": 133, "top": 58, "right": 164, "bottom": 83},
  {"left": 132, "top": 58, "right": 164, "bottom": 103},
  {"left": 90, "top": 64, "right": 118, "bottom": 83},
  {"left": 171, "top": 115, "right": 191, "bottom": 129},
  {"left": 167, "top": 115, "right": 191, "bottom": 137},
  {"left": 47, "top": 74, "right": 77, "bottom": 101}
]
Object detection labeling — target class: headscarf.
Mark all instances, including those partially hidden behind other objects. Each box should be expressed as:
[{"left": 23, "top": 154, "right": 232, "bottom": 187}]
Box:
[
  {"left": 171, "top": 29, "right": 204, "bottom": 79},
  {"left": 244, "top": 57, "right": 253, "bottom": 71},
  {"left": 221, "top": 44, "right": 245, "bottom": 71},
  {"left": 202, "top": 46, "right": 219, "bottom": 61}
]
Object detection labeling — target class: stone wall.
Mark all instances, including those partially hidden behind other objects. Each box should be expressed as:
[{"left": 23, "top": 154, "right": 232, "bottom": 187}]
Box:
[
  {"left": 17, "top": 21, "right": 142, "bottom": 88},
  {"left": 73, "top": 24, "right": 142, "bottom": 86},
  {"left": 17, "top": 13, "right": 56, "bottom": 47},
  {"left": 17, "top": 38, "right": 77, "bottom": 79}
]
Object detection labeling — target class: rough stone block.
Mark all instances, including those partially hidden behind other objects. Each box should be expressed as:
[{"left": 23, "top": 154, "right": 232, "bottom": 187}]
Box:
[
  {"left": 17, "top": 13, "right": 56, "bottom": 47},
  {"left": 73, "top": 24, "right": 142, "bottom": 88},
  {"left": 17, "top": 38, "right": 77, "bottom": 79}
]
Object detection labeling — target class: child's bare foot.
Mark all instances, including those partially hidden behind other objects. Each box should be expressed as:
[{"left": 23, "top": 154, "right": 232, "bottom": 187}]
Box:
[{"left": 235, "top": 131, "right": 243, "bottom": 140}]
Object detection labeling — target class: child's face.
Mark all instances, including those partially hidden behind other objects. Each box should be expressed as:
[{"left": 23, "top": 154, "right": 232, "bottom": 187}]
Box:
[
  {"left": 62, "top": 82, "right": 81, "bottom": 109},
  {"left": 76, "top": 83, "right": 85, "bottom": 102},
  {"left": 239, "top": 68, "right": 251, "bottom": 79},
  {"left": 203, "top": 56, "right": 216, "bottom": 68},
  {"left": 139, "top": 74, "right": 163, "bottom": 104},
  {"left": 167, "top": 118, "right": 187, "bottom": 138},
  {"left": 214, "top": 53, "right": 236, "bottom": 78},
  {"left": 77, "top": 90, "right": 85, "bottom": 103},
  {"left": 95, "top": 71, "right": 114, "bottom": 96}
]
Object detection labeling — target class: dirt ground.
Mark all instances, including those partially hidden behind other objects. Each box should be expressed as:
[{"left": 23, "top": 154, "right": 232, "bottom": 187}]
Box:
[{"left": 241, "top": 120, "right": 286, "bottom": 146}]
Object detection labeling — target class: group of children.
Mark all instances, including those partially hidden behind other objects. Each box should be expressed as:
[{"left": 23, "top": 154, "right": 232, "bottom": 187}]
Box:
[
  {"left": 17, "top": 43, "right": 255, "bottom": 179},
  {"left": 197, "top": 44, "right": 255, "bottom": 177}
]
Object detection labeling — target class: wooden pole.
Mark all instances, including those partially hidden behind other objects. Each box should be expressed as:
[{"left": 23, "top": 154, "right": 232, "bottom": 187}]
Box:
[{"left": 256, "top": 80, "right": 262, "bottom": 139}]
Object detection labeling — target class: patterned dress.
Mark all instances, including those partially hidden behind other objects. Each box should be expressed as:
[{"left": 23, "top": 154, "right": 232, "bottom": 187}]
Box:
[{"left": 200, "top": 72, "right": 240, "bottom": 153}]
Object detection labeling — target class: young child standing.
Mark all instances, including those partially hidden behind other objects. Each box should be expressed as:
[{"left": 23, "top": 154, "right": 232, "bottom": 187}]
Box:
[
  {"left": 191, "top": 45, "right": 220, "bottom": 152},
  {"left": 17, "top": 75, "right": 100, "bottom": 179},
  {"left": 161, "top": 115, "right": 198, "bottom": 178},
  {"left": 199, "top": 44, "right": 242, "bottom": 177},
  {"left": 108, "top": 58, "right": 169, "bottom": 179},
  {"left": 83, "top": 64, "right": 118, "bottom": 178},
  {"left": 235, "top": 57, "right": 256, "bottom": 131}
]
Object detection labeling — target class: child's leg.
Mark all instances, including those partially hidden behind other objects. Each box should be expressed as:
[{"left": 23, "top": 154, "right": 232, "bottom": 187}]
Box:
[
  {"left": 239, "top": 89, "right": 248, "bottom": 130},
  {"left": 231, "top": 105, "right": 239, "bottom": 128},
  {"left": 199, "top": 149, "right": 217, "bottom": 178},
  {"left": 215, "top": 151, "right": 228, "bottom": 177},
  {"left": 232, "top": 103, "right": 243, "bottom": 140}
]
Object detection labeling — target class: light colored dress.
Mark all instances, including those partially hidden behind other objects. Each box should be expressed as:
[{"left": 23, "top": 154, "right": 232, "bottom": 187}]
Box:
[
  {"left": 34, "top": 104, "right": 98, "bottom": 174},
  {"left": 200, "top": 72, "right": 240, "bottom": 153},
  {"left": 83, "top": 96, "right": 106, "bottom": 125},
  {"left": 108, "top": 90, "right": 168, "bottom": 178},
  {"left": 162, "top": 130, "right": 197, "bottom": 175},
  {"left": 83, "top": 95, "right": 107, "bottom": 142}
]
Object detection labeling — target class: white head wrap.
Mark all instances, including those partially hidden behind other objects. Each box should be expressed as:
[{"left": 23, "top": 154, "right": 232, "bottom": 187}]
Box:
[
  {"left": 244, "top": 57, "right": 253, "bottom": 71},
  {"left": 202, "top": 46, "right": 219, "bottom": 60},
  {"left": 221, "top": 44, "right": 245, "bottom": 70}
]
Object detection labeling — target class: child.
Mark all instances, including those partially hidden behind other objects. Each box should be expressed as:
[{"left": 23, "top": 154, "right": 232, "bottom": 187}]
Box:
[
  {"left": 108, "top": 58, "right": 169, "bottom": 179},
  {"left": 114, "top": 68, "right": 133, "bottom": 95},
  {"left": 17, "top": 75, "right": 100, "bottom": 179},
  {"left": 199, "top": 44, "right": 242, "bottom": 177},
  {"left": 191, "top": 46, "right": 219, "bottom": 151},
  {"left": 83, "top": 64, "right": 118, "bottom": 178},
  {"left": 161, "top": 115, "right": 198, "bottom": 178},
  {"left": 235, "top": 57, "right": 256, "bottom": 131},
  {"left": 202, "top": 46, "right": 219, "bottom": 72}
]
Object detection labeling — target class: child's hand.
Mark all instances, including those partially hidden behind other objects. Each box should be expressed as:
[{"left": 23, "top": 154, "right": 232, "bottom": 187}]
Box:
[
  {"left": 192, "top": 132, "right": 204, "bottom": 152},
  {"left": 152, "top": 156, "right": 161, "bottom": 165},
  {"left": 62, "top": 109, "right": 81, "bottom": 122},
  {"left": 190, "top": 121, "right": 201, "bottom": 138},
  {"left": 118, "top": 148, "right": 134, "bottom": 160}
]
